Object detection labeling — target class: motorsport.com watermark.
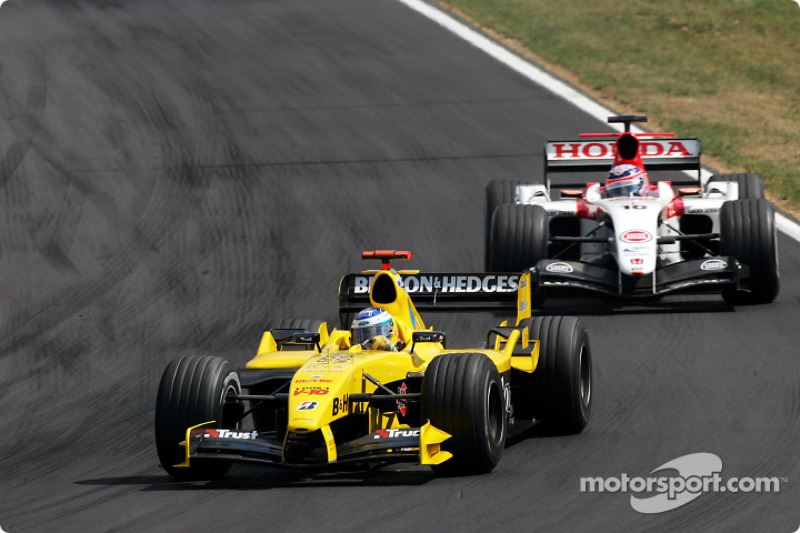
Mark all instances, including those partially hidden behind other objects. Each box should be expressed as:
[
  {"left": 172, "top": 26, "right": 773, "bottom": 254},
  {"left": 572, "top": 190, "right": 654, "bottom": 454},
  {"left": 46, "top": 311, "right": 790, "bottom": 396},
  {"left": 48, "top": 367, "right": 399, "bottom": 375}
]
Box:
[{"left": 580, "top": 453, "right": 788, "bottom": 514}]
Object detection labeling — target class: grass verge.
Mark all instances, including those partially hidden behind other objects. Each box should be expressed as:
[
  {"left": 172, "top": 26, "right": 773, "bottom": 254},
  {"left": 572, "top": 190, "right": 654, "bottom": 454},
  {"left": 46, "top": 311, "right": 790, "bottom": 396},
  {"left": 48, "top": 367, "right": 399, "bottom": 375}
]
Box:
[{"left": 439, "top": 0, "right": 800, "bottom": 214}]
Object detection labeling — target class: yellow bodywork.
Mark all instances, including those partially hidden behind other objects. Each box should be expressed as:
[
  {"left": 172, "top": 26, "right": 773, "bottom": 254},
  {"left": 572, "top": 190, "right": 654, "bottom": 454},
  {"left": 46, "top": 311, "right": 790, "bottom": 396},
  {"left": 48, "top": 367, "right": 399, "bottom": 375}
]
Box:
[
  {"left": 419, "top": 421, "right": 453, "bottom": 465},
  {"left": 180, "top": 265, "right": 539, "bottom": 468}
]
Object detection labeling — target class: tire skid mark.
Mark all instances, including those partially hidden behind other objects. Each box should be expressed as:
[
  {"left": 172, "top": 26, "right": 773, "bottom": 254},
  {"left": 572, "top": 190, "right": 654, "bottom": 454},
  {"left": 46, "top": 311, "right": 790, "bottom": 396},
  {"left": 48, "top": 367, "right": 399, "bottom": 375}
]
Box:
[
  {"left": 0, "top": 139, "right": 31, "bottom": 191},
  {"left": 0, "top": 151, "right": 198, "bottom": 365},
  {"left": 0, "top": 23, "right": 225, "bottom": 360},
  {"left": 203, "top": 137, "right": 261, "bottom": 314},
  {"left": 94, "top": 89, "right": 238, "bottom": 349},
  {"left": 0, "top": 48, "right": 47, "bottom": 168},
  {"left": 0, "top": 52, "right": 83, "bottom": 273},
  {"left": 32, "top": 185, "right": 84, "bottom": 274},
  {"left": 142, "top": 74, "right": 269, "bottom": 331},
  {"left": 0, "top": 250, "right": 134, "bottom": 358},
  {"left": 0, "top": 51, "right": 46, "bottom": 189},
  {"left": 102, "top": 65, "right": 241, "bottom": 336}
]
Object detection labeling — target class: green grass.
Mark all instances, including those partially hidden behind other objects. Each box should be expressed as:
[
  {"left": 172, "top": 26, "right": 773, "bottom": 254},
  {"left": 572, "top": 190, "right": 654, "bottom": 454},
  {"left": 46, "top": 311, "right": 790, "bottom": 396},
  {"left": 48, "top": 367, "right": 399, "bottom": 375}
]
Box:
[{"left": 442, "top": 0, "right": 800, "bottom": 211}]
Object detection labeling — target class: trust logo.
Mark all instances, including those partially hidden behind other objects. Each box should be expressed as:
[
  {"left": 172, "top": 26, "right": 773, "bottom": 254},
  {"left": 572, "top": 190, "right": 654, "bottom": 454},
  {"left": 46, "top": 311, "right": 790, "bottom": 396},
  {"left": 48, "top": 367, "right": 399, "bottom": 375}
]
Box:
[{"left": 373, "top": 428, "right": 420, "bottom": 439}]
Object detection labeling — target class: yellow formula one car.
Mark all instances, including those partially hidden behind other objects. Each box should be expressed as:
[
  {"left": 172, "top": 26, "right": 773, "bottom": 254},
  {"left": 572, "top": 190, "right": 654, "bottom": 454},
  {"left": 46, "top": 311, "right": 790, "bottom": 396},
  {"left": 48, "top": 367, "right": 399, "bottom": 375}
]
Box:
[{"left": 155, "top": 251, "right": 592, "bottom": 479}]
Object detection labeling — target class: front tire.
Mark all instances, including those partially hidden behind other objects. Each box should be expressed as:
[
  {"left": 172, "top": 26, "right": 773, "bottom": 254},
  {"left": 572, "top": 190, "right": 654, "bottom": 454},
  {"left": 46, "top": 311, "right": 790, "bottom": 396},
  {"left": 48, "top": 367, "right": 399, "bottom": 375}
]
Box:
[
  {"left": 422, "top": 352, "right": 507, "bottom": 475},
  {"left": 512, "top": 316, "right": 592, "bottom": 434},
  {"left": 486, "top": 180, "right": 527, "bottom": 267},
  {"left": 719, "top": 199, "right": 779, "bottom": 304},
  {"left": 155, "top": 355, "right": 243, "bottom": 480},
  {"left": 488, "top": 203, "right": 549, "bottom": 271}
]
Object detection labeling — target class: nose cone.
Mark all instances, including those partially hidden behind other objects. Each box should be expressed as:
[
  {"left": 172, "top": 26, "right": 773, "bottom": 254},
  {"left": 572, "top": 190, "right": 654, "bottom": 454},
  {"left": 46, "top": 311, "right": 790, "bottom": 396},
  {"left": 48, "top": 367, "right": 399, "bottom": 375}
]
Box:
[
  {"left": 619, "top": 253, "right": 656, "bottom": 276},
  {"left": 617, "top": 231, "right": 657, "bottom": 276},
  {"left": 287, "top": 363, "right": 344, "bottom": 432}
]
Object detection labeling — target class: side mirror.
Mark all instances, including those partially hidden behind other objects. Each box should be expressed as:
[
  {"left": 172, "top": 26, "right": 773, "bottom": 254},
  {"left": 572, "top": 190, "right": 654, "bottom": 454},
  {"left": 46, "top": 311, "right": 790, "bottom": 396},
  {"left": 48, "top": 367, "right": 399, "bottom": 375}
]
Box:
[
  {"left": 291, "top": 331, "right": 321, "bottom": 351},
  {"left": 411, "top": 331, "right": 446, "bottom": 350}
]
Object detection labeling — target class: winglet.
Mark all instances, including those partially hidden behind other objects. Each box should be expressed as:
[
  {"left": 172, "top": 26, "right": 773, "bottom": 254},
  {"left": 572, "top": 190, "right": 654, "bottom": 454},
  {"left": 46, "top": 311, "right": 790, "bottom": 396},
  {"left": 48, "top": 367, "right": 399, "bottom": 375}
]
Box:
[
  {"left": 173, "top": 420, "right": 216, "bottom": 468},
  {"left": 419, "top": 421, "right": 452, "bottom": 465}
]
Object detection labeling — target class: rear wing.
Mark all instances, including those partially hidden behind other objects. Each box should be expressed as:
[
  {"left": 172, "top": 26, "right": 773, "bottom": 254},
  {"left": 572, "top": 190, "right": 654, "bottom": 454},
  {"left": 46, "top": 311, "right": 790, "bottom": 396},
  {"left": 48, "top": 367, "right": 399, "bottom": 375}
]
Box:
[
  {"left": 544, "top": 138, "right": 702, "bottom": 186},
  {"left": 338, "top": 272, "right": 531, "bottom": 327}
]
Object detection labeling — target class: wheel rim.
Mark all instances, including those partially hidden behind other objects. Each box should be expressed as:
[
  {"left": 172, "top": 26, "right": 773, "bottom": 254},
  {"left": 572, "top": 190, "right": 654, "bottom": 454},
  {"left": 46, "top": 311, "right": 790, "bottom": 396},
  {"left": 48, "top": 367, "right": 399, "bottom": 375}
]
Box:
[
  {"left": 486, "top": 381, "right": 504, "bottom": 444},
  {"left": 579, "top": 344, "right": 591, "bottom": 409},
  {"left": 221, "top": 383, "right": 242, "bottom": 430}
]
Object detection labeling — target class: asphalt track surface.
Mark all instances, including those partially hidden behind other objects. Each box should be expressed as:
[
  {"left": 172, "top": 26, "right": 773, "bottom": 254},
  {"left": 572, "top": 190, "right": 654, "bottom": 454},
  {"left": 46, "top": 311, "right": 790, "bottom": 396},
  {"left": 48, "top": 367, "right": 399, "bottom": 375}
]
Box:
[{"left": 0, "top": 1, "right": 798, "bottom": 531}]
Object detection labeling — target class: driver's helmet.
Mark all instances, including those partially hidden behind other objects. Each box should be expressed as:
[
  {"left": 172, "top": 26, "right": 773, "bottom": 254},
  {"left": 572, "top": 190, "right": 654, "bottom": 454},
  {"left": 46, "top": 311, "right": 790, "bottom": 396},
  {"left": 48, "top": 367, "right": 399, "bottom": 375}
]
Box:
[
  {"left": 605, "top": 164, "right": 648, "bottom": 197},
  {"left": 350, "top": 307, "right": 399, "bottom": 350}
]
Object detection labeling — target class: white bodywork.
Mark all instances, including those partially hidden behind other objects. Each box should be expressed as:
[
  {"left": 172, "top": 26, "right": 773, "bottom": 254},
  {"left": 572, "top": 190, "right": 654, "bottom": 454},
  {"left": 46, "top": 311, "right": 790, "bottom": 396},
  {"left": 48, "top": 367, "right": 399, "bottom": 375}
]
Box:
[{"left": 516, "top": 180, "right": 739, "bottom": 277}]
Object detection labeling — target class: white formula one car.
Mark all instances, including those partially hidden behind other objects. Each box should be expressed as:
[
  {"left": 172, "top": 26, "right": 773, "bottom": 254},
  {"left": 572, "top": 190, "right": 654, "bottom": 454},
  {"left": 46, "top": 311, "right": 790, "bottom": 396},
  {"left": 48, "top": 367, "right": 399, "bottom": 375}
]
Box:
[{"left": 486, "top": 115, "right": 778, "bottom": 305}]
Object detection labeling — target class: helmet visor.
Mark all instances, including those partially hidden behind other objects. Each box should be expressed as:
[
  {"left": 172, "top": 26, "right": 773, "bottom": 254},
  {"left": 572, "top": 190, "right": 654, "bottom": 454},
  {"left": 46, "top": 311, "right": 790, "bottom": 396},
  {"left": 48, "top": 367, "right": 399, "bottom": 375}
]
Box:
[
  {"left": 606, "top": 178, "right": 642, "bottom": 197},
  {"left": 353, "top": 323, "right": 393, "bottom": 346}
]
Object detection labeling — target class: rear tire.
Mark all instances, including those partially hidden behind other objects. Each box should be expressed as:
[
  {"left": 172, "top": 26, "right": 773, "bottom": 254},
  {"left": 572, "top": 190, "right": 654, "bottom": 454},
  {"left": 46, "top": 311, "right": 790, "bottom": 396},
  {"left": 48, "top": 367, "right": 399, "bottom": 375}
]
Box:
[
  {"left": 707, "top": 173, "right": 764, "bottom": 199},
  {"left": 423, "top": 352, "right": 507, "bottom": 475},
  {"left": 720, "top": 199, "right": 779, "bottom": 304},
  {"left": 155, "top": 355, "right": 243, "bottom": 480},
  {"left": 269, "top": 318, "right": 325, "bottom": 332},
  {"left": 488, "top": 204, "right": 549, "bottom": 271},
  {"left": 512, "top": 316, "right": 591, "bottom": 434}
]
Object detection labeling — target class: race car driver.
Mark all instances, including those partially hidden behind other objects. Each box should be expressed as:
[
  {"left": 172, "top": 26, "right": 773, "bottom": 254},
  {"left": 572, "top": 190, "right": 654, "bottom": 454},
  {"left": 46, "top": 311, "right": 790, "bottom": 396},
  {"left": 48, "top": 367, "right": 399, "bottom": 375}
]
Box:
[{"left": 350, "top": 307, "right": 404, "bottom": 351}]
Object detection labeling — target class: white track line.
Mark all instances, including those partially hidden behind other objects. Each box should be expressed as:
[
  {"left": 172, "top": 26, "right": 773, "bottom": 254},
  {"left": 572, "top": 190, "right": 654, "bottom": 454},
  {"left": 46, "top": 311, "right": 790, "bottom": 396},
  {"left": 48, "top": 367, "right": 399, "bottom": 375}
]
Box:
[
  {"left": 775, "top": 212, "right": 800, "bottom": 241},
  {"left": 395, "top": 0, "right": 800, "bottom": 242}
]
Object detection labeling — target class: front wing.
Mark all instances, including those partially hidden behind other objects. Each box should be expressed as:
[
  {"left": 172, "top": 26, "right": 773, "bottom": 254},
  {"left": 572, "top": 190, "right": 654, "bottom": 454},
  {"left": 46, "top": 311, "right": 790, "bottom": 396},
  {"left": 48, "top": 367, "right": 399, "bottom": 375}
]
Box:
[
  {"left": 176, "top": 423, "right": 452, "bottom": 471},
  {"left": 533, "top": 256, "right": 742, "bottom": 298}
]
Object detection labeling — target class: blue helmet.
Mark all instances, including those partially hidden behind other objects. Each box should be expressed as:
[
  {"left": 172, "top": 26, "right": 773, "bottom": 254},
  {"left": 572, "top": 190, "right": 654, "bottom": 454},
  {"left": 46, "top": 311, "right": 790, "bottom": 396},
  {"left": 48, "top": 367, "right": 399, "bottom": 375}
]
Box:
[{"left": 350, "top": 308, "right": 398, "bottom": 349}]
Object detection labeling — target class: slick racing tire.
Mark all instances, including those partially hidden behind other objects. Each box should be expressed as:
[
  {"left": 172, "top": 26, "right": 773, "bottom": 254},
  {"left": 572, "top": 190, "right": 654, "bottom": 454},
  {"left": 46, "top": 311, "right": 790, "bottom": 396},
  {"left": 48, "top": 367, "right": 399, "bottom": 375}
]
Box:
[
  {"left": 155, "top": 355, "right": 243, "bottom": 480},
  {"left": 719, "top": 198, "right": 779, "bottom": 305},
  {"left": 486, "top": 180, "right": 527, "bottom": 266},
  {"left": 512, "top": 316, "right": 591, "bottom": 434},
  {"left": 488, "top": 203, "right": 549, "bottom": 271},
  {"left": 487, "top": 179, "right": 525, "bottom": 216},
  {"left": 422, "top": 352, "right": 507, "bottom": 475},
  {"left": 707, "top": 173, "right": 764, "bottom": 200}
]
